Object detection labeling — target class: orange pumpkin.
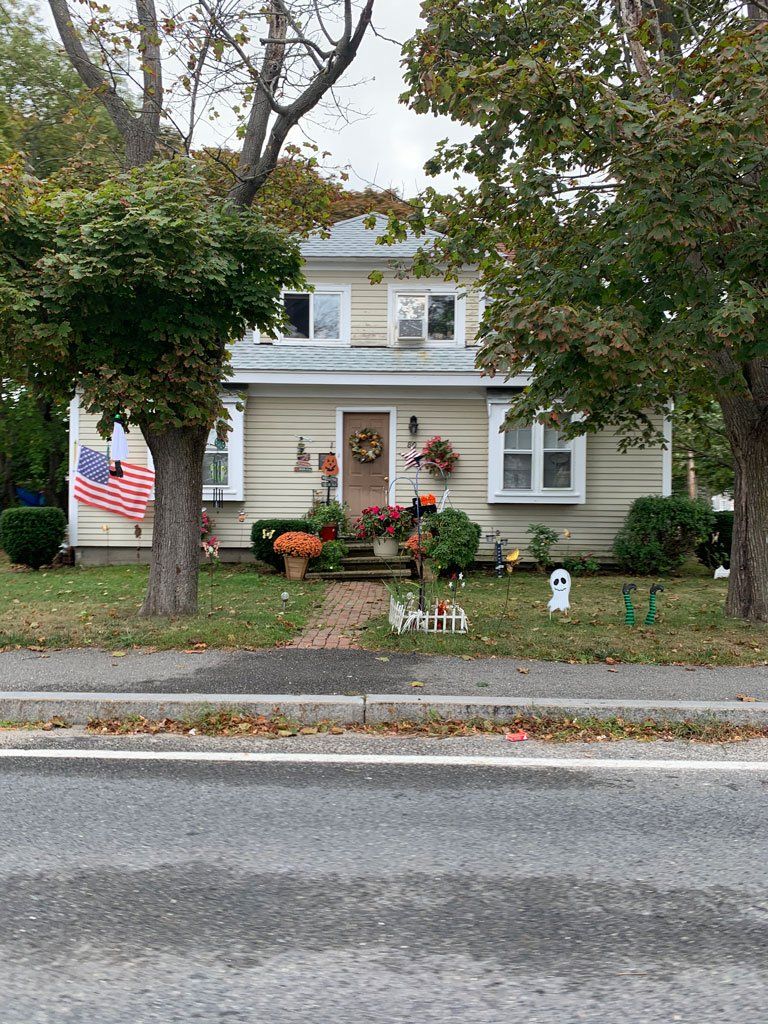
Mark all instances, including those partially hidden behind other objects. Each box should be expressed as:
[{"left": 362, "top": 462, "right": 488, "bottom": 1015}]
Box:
[{"left": 321, "top": 453, "right": 339, "bottom": 476}]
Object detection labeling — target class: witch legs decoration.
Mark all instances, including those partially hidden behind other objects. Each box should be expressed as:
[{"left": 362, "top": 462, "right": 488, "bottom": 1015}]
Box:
[
  {"left": 644, "top": 584, "right": 665, "bottom": 626},
  {"left": 622, "top": 583, "right": 637, "bottom": 626}
]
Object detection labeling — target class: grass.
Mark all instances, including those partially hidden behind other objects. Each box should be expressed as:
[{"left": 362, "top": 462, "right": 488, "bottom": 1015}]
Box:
[
  {"left": 361, "top": 568, "right": 768, "bottom": 666},
  {"left": 0, "top": 561, "right": 324, "bottom": 650},
  {"left": 88, "top": 709, "right": 768, "bottom": 744}
]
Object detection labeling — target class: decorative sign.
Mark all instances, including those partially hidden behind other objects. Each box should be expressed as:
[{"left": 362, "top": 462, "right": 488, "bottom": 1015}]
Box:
[
  {"left": 294, "top": 436, "right": 313, "bottom": 473},
  {"left": 548, "top": 569, "right": 571, "bottom": 617},
  {"left": 319, "top": 453, "right": 339, "bottom": 475}
]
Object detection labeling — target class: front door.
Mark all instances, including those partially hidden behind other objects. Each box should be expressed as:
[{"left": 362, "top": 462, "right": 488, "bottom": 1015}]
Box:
[{"left": 342, "top": 412, "right": 391, "bottom": 519}]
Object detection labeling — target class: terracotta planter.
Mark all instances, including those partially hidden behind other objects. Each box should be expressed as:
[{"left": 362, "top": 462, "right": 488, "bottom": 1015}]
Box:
[
  {"left": 283, "top": 554, "right": 309, "bottom": 580},
  {"left": 373, "top": 536, "right": 399, "bottom": 558},
  {"left": 319, "top": 524, "right": 338, "bottom": 541}
]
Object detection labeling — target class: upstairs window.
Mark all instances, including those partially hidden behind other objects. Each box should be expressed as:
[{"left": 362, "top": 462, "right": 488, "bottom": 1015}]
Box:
[
  {"left": 281, "top": 287, "right": 348, "bottom": 343},
  {"left": 391, "top": 287, "right": 464, "bottom": 346}
]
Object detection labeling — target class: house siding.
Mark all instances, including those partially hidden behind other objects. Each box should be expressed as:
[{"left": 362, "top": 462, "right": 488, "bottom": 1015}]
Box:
[
  {"left": 72, "top": 385, "right": 664, "bottom": 562},
  {"left": 259, "top": 260, "right": 483, "bottom": 348}
]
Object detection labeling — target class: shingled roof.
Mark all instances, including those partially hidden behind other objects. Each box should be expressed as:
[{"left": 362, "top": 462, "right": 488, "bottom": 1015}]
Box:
[{"left": 299, "top": 213, "right": 442, "bottom": 259}]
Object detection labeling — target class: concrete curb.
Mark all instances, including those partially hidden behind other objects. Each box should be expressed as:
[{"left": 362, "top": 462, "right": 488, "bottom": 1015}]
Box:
[{"left": 2, "top": 691, "right": 768, "bottom": 726}]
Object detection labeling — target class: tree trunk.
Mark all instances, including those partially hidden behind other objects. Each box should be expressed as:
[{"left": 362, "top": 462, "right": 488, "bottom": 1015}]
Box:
[
  {"left": 719, "top": 398, "right": 768, "bottom": 622},
  {"left": 139, "top": 424, "right": 208, "bottom": 617}
]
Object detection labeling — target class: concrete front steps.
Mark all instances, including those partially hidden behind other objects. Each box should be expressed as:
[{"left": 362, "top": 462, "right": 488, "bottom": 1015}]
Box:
[{"left": 306, "top": 539, "right": 414, "bottom": 582}]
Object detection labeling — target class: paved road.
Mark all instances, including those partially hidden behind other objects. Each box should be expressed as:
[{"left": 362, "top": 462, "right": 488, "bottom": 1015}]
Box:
[
  {"left": 0, "top": 753, "right": 766, "bottom": 1022},
  {"left": 1, "top": 647, "right": 766, "bottom": 700}
]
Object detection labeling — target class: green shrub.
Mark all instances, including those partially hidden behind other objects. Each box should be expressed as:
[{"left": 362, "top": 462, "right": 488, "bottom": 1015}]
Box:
[
  {"left": 526, "top": 522, "right": 560, "bottom": 570},
  {"left": 0, "top": 507, "right": 66, "bottom": 569},
  {"left": 251, "top": 518, "right": 314, "bottom": 569},
  {"left": 563, "top": 552, "right": 601, "bottom": 576},
  {"left": 613, "top": 495, "right": 713, "bottom": 575},
  {"left": 423, "top": 508, "right": 481, "bottom": 575},
  {"left": 308, "top": 501, "right": 348, "bottom": 532},
  {"left": 696, "top": 510, "right": 733, "bottom": 570},
  {"left": 313, "top": 539, "right": 349, "bottom": 572}
]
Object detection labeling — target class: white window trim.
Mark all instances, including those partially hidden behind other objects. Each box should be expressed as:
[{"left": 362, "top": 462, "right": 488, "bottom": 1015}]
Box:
[
  {"left": 335, "top": 407, "right": 397, "bottom": 507},
  {"left": 274, "top": 284, "right": 351, "bottom": 347},
  {"left": 145, "top": 397, "right": 245, "bottom": 503},
  {"left": 487, "top": 400, "right": 586, "bottom": 504},
  {"left": 388, "top": 284, "right": 466, "bottom": 348}
]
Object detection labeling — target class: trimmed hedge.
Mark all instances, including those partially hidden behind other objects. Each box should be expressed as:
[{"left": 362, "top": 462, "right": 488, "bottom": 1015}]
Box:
[
  {"left": 613, "top": 495, "right": 713, "bottom": 575},
  {"left": 0, "top": 506, "right": 67, "bottom": 569},
  {"left": 696, "top": 510, "right": 734, "bottom": 570},
  {"left": 251, "top": 518, "right": 315, "bottom": 569}
]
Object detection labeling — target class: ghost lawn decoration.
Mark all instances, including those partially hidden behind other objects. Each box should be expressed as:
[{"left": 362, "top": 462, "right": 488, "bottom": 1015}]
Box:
[{"left": 548, "top": 569, "right": 571, "bottom": 617}]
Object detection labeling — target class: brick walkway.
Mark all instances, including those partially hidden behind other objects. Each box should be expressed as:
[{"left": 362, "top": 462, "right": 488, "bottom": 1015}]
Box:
[{"left": 288, "top": 581, "right": 388, "bottom": 650}]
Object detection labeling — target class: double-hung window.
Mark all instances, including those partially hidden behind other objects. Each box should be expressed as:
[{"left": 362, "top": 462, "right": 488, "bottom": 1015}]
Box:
[
  {"left": 202, "top": 398, "right": 244, "bottom": 501},
  {"left": 280, "top": 286, "right": 349, "bottom": 344},
  {"left": 391, "top": 287, "right": 464, "bottom": 346},
  {"left": 487, "top": 400, "right": 586, "bottom": 503}
]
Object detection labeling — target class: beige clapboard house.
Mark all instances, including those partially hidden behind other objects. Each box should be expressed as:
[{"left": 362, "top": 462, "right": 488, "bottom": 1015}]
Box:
[{"left": 68, "top": 214, "right": 671, "bottom": 564}]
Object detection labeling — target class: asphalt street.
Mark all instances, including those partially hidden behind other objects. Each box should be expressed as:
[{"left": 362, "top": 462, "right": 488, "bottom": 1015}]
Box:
[
  {"left": 0, "top": 753, "right": 766, "bottom": 1022},
  {"left": 1, "top": 647, "right": 766, "bottom": 700}
]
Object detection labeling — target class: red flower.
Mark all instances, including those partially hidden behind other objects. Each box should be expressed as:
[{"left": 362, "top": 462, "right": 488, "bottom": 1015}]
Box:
[{"left": 386, "top": 525, "right": 395, "bottom": 535}]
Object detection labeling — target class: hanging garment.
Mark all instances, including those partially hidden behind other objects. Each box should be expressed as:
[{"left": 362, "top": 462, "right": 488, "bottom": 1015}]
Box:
[{"left": 111, "top": 421, "right": 129, "bottom": 462}]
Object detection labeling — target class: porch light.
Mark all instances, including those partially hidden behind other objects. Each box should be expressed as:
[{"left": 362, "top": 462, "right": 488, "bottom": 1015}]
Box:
[{"left": 409, "top": 416, "right": 419, "bottom": 435}]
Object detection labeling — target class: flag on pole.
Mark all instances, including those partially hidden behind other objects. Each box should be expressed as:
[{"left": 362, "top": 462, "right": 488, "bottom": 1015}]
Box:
[
  {"left": 402, "top": 445, "right": 423, "bottom": 468},
  {"left": 73, "top": 446, "right": 155, "bottom": 521}
]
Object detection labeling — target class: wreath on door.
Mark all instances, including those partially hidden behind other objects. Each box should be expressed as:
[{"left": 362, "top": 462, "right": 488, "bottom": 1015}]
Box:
[{"left": 349, "top": 427, "right": 384, "bottom": 464}]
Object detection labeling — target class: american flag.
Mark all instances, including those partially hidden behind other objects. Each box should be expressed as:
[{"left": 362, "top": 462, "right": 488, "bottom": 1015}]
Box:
[
  {"left": 402, "top": 445, "right": 424, "bottom": 468},
  {"left": 73, "top": 446, "right": 155, "bottom": 521}
]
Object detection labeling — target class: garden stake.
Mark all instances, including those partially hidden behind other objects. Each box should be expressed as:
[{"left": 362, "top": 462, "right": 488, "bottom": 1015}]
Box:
[
  {"left": 644, "top": 584, "right": 664, "bottom": 626},
  {"left": 622, "top": 583, "right": 637, "bottom": 626}
]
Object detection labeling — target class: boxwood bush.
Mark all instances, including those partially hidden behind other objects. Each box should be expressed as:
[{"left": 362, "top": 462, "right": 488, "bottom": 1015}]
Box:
[
  {"left": 613, "top": 495, "right": 713, "bottom": 575},
  {"left": 696, "top": 510, "right": 734, "bottom": 570},
  {"left": 423, "top": 508, "right": 481, "bottom": 575},
  {"left": 251, "top": 518, "right": 315, "bottom": 569},
  {"left": 0, "top": 507, "right": 67, "bottom": 569}
]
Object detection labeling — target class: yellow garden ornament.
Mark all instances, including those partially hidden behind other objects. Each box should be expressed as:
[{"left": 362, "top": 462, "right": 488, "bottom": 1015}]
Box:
[{"left": 505, "top": 548, "right": 521, "bottom": 574}]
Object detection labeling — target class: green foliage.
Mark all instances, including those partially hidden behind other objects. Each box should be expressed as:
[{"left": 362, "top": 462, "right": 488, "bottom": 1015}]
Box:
[
  {"left": 393, "top": 2, "right": 768, "bottom": 440},
  {"left": 613, "top": 496, "right": 714, "bottom": 575},
  {"left": 309, "top": 501, "right": 348, "bottom": 531},
  {"left": 563, "top": 552, "right": 601, "bottom": 576},
  {"left": 526, "top": 523, "right": 559, "bottom": 571},
  {"left": 696, "top": 511, "right": 734, "bottom": 570},
  {"left": 251, "top": 518, "right": 315, "bottom": 569},
  {"left": 313, "top": 539, "right": 349, "bottom": 572},
  {"left": 0, "top": 159, "right": 304, "bottom": 438},
  {"left": 0, "top": 1, "right": 120, "bottom": 184},
  {"left": 672, "top": 400, "right": 734, "bottom": 498},
  {"left": 423, "top": 508, "right": 481, "bottom": 575},
  {"left": 0, "top": 506, "right": 66, "bottom": 568}
]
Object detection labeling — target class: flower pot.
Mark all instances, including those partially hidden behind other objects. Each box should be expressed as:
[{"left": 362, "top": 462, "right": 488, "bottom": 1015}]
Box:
[
  {"left": 319, "top": 524, "right": 338, "bottom": 541},
  {"left": 373, "top": 536, "right": 399, "bottom": 558},
  {"left": 283, "top": 554, "right": 309, "bottom": 580}
]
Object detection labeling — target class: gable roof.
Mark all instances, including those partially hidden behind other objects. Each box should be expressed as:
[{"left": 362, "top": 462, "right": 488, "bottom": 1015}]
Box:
[{"left": 300, "top": 213, "right": 442, "bottom": 259}]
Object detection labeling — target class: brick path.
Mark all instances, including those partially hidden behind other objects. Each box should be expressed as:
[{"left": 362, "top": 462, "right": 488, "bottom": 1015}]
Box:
[{"left": 288, "top": 581, "right": 388, "bottom": 650}]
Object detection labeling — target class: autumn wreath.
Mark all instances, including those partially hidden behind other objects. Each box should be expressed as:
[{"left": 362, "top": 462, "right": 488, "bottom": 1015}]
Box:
[{"left": 349, "top": 427, "right": 384, "bottom": 464}]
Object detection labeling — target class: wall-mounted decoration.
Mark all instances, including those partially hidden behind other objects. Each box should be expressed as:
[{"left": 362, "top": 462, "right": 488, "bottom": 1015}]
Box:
[
  {"left": 349, "top": 427, "right": 384, "bottom": 464},
  {"left": 421, "top": 435, "right": 460, "bottom": 477},
  {"left": 294, "top": 435, "right": 313, "bottom": 472},
  {"left": 548, "top": 569, "right": 571, "bottom": 617}
]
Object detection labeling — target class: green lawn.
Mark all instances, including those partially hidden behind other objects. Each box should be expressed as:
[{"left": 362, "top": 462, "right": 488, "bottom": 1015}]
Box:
[
  {"left": 360, "top": 570, "right": 768, "bottom": 667},
  {"left": 0, "top": 562, "right": 325, "bottom": 650}
]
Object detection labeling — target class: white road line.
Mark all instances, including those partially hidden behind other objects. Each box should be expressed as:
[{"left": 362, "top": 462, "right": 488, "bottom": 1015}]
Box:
[{"left": 0, "top": 748, "right": 766, "bottom": 771}]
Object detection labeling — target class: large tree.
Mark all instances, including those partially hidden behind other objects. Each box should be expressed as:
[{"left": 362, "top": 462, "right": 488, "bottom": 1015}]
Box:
[
  {"left": 396, "top": 0, "right": 768, "bottom": 621},
  {"left": 13, "top": 0, "right": 374, "bottom": 614}
]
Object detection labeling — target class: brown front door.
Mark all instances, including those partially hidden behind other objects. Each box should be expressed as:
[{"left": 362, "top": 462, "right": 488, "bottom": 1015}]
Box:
[{"left": 343, "top": 412, "right": 391, "bottom": 519}]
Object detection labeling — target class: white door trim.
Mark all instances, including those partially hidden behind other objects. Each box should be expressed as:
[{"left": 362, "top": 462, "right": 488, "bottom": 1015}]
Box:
[{"left": 335, "top": 407, "right": 398, "bottom": 507}]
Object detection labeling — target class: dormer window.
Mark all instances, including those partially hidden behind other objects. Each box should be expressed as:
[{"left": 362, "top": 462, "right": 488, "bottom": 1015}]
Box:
[
  {"left": 390, "top": 286, "right": 465, "bottom": 347},
  {"left": 278, "top": 285, "right": 351, "bottom": 345}
]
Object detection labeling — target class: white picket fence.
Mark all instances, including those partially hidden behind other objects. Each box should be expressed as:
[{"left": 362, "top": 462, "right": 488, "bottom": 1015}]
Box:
[{"left": 389, "top": 595, "right": 469, "bottom": 635}]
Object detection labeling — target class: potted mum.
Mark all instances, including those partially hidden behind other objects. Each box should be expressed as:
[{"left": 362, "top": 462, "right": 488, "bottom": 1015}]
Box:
[
  {"left": 273, "top": 531, "right": 323, "bottom": 581},
  {"left": 310, "top": 500, "right": 348, "bottom": 541},
  {"left": 354, "top": 504, "right": 413, "bottom": 558}
]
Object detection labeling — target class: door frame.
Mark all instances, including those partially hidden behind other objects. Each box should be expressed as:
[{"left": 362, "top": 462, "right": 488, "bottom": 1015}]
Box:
[{"left": 335, "top": 407, "right": 398, "bottom": 508}]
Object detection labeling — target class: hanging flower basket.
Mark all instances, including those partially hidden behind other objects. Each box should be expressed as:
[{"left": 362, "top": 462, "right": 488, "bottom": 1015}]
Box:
[{"left": 349, "top": 427, "right": 384, "bottom": 464}]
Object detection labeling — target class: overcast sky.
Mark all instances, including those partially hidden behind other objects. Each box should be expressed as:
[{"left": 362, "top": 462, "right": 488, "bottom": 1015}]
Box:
[{"left": 35, "top": 0, "right": 472, "bottom": 196}]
